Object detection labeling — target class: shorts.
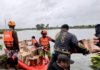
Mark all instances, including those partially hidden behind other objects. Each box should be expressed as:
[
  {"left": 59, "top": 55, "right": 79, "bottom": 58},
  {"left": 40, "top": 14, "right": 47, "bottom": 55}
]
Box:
[
  {"left": 37, "top": 48, "right": 41, "bottom": 55},
  {"left": 7, "top": 50, "right": 18, "bottom": 58},
  {"left": 39, "top": 51, "right": 51, "bottom": 57}
]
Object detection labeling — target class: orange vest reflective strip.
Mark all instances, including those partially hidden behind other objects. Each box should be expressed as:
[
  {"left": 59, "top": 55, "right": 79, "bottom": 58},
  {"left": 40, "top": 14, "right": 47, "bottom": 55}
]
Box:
[{"left": 3, "top": 31, "right": 14, "bottom": 47}]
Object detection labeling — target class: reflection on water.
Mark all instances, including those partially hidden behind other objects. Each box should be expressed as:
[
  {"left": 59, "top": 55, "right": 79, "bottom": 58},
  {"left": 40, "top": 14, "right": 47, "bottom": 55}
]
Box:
[{"left": 0, "top": 29, "right": 99, "bottom": 70}]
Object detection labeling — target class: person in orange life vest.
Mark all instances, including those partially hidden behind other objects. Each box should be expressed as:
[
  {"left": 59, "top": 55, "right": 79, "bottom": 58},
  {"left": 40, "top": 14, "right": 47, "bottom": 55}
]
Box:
[
  {"left": 26, "top": 36, "right": 41, "bottom": 55},
  {"left": 3, "top": 21, "right": 19, "bottom": 70},
  {"left": 39, "top": 30, "right": 55, "bottom": 64},
  {"left": 26, "top": 36, "right": 41, "bottom": 49}
]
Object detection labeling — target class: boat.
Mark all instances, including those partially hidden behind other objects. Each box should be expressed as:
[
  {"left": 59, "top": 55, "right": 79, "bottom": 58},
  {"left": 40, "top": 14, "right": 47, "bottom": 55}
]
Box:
[{"left": 4, "top": 48, "right": 49, "bottom": 70}]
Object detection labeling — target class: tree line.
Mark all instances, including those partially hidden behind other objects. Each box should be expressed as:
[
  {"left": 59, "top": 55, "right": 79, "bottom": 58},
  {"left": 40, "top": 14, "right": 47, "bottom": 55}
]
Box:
[
  {"left": 36, "top": 24, "right": 96, "bottom": 30},
  {"left": 0, "top": 24, "right": 97, "bottom": 34}
]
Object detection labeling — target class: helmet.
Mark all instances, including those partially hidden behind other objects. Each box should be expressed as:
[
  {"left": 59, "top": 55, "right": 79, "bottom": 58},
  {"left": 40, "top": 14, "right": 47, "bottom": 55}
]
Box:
[
  {"left": 41, "top": 30, "right": 47, "bottom": 34},
  {"left": 8, "top": 21, "right": 16, "bottom": 26}
]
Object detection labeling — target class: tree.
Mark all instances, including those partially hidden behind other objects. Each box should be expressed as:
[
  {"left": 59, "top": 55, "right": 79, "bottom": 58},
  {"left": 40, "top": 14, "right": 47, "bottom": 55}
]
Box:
[
  {"left": 46, "top": 24, "right": 49, "bottom": 29},
  {"left": 88, "top": 25, "right": 92, "bottom": 28},
  {"left": 36, "top": 24, "right": 41, "bottom": 30},
  {"left": 36, "top": 23, "right": 45, "bottom": 30},
  {"left": 41, "top": 23, "right": 45, "bottom": 29}
]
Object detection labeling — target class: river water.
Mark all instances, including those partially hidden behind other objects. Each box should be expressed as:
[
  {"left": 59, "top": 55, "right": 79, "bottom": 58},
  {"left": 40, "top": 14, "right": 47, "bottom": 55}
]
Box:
[{"left": 0, "top": 29, "right": 99, "bottom": 70}]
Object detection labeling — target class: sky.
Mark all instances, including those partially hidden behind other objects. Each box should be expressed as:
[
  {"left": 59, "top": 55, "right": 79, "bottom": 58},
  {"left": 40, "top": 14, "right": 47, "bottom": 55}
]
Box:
[{"left": 0, "top": 0, "right": 100, "bottom": 28}]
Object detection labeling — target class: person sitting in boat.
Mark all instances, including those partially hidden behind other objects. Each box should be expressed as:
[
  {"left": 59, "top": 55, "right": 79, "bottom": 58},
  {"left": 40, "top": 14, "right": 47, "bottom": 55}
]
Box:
[
  {"left": 3, "top": 21, "right": 19, "bottom": 70},
  {"left": 50, "top": 54, "right": 74, "bottom": 70},
  {"left": 39, "top": 30, "right": 55, "bottom": 65}
]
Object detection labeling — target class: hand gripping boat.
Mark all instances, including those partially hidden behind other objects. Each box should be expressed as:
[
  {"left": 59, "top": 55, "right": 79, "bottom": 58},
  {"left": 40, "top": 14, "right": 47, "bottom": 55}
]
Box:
[{"left": 4, "top": 48, "right": 49, "bottom": 70}]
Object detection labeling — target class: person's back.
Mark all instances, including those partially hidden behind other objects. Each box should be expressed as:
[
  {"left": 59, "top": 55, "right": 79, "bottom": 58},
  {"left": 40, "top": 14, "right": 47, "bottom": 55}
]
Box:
[
  {"left": 47, "top": 24, "right": 89, "bottom": 70},
  {"left": 3, "top": 21, "right": 19, "bottom": 70},
  {"left": 54, "top": 31, "right": 76, "bottom": 54}
]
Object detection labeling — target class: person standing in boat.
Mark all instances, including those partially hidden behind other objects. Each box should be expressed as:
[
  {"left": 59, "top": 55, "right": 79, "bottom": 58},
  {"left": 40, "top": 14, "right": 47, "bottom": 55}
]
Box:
[
  {"left": 49, "top": 54, "right": 74, "bottom": 70},
  {"left": 3, "top": 21, "right": 19, "bottom": 70},
  {"left": 47, "top": 24, "right": 90, "bottom": 70},
  {"left": 39, "top": 30, "right": 55, "bottom": 64}
]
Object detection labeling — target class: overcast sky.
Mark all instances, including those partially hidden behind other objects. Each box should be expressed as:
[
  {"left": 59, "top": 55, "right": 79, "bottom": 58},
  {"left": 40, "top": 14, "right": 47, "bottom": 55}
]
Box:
[{"left": 0, "top": 0, "right": 100, "bottom": 28}]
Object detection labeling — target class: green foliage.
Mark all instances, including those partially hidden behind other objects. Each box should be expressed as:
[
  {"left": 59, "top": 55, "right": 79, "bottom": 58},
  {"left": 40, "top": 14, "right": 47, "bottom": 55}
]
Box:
[
  {"left": 0, "top": 36, "right": 2, "bottom": 39},
  {"left": 0, "top": 43, "right": 4, "bottom": 50},
  {"left": 91, "top": 53, "right": 100, "bottom": 68},
  {"left": 0, "top": 29, "right": 5, "bottom": 34},
  {"left": 70, "top": 25, "right": 95, "bottom": 29},
  {"left": 0, "top": 24, "right": 97, "bottom": 33},
  {"left": 36, "top": 23, "right": 45, "bottom": 30},
  {"left": 35, "top": 23, "right": 96, "bottom": 30},
  {"left": 45, "top": 24, "right": 49, "bottom": 29},
  {"left": 0, "top": 53, "right": 7, "bottom": 69}
]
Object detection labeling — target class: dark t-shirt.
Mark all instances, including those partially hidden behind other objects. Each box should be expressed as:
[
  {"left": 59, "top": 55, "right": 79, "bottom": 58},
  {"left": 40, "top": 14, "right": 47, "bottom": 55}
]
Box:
[{"left": 50, "top": 62, "right": 65, "bottom": 70}]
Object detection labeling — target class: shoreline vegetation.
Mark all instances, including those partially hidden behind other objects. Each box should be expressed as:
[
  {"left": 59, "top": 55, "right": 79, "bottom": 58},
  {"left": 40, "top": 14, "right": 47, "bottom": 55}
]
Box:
[
  {"left": 0, "top": 24, "right": 95, "bottom": 34},
  {"left": 0, "top": 36, "right": 2, "bottom": 39},
  {"left": 0, "top": 53, "right": 22, "bottom": 69}
]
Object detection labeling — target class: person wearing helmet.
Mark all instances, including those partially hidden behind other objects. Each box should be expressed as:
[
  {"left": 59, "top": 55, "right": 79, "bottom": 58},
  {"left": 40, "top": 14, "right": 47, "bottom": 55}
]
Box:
[
  {"left": 39, "top": 30, "right": 55, "bottom": 65},
  {"left": 3, "top": 21, "right": 19, "bottom": 70}
]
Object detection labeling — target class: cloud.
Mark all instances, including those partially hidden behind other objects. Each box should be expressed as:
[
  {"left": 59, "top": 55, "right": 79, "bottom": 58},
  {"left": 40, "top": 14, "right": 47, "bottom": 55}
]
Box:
[{"left": 0, "top": 0, "right": 100, "bottom": 29}]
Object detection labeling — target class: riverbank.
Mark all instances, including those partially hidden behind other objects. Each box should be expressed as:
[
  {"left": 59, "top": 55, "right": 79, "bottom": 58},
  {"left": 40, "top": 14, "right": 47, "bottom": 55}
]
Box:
[
  {"left": 0, "top": 53, "right": 22, "bottom": 69},
  {"left": 0, "top": 54, "right": 7, "bottom": 69},
  {"left": 0, "top": 27, "right": 95, "bottom": 34},
  {"left": 0, "top": 29, "right": 25, "bottom": 34}
]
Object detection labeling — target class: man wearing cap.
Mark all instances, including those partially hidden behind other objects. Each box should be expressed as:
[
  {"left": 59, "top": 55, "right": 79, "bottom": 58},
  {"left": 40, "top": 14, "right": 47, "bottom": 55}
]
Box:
[
  {"left": 47, "top": 24, "right": 89, "bottom": 70},
  {"left": 50, "top": 54, "right": 74, "bottom": 70}
]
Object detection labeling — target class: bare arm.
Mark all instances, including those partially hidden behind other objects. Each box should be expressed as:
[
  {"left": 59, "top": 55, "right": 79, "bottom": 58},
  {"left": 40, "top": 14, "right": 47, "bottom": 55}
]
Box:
[
  {"left": 28, "top": 43, "right": 33, "bottom": 46},
  {"left": 25, "top": 40, "right": 32, "bottom": 41}
]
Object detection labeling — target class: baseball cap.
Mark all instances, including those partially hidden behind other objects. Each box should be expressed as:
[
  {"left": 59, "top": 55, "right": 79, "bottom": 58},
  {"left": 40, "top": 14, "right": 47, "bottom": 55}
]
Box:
[{"left": 57, "top": 54, "right": 74, "bottom": 64}]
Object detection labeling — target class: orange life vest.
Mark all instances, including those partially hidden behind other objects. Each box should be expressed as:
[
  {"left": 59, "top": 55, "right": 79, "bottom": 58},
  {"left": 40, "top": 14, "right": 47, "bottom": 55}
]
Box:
[
  {"left": 40, "top": 37, "right": 50, "bottom": 51},
  {"left": 32, "top": 39, "right": 38, "bottom": 48},
  {"left": 3, "top": 31, "right": 14, "bottom": 47},
  {"left": 32, "top": 39, "right": 37, "bottom": 44}
]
